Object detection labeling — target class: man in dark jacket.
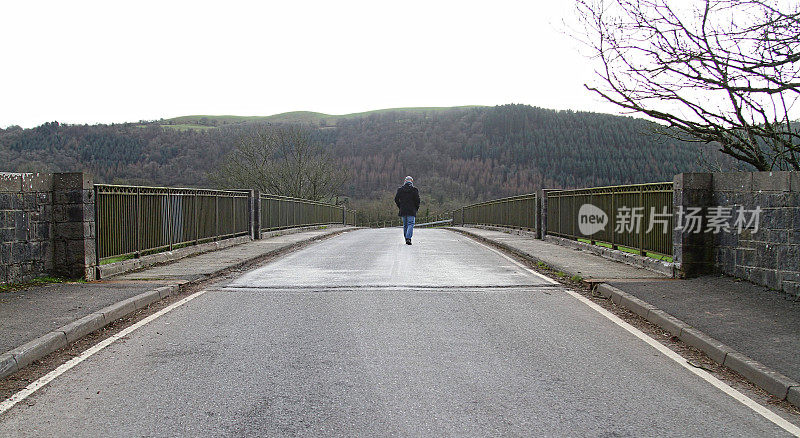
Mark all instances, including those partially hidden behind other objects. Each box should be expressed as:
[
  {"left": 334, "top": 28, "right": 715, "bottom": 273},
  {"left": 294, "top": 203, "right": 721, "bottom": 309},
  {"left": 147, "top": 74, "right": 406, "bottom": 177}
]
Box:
[{"left": 394, "top": 175, "right": 420, "bottom": 245}]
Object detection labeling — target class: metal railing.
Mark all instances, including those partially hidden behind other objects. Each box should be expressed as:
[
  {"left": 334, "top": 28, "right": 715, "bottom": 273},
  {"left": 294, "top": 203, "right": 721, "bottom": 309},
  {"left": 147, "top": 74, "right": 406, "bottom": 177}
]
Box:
[
  {"left": 456, "top": 194, "right": 537, "bottom": 230},
  {"left": 345, "top": 209, "right": 358, "bottom": 226},
  {"left": 260, "top": 194, "right": 345, "bottom": 231},
  {"left": 361, "top": 214, "right": 450, "bottom": 228},
  {"left": 546, "top": 182, "right": 673, "bottom": 256},
  {"left": 96, "top": 184, "right": 251, "bottom": 262}
]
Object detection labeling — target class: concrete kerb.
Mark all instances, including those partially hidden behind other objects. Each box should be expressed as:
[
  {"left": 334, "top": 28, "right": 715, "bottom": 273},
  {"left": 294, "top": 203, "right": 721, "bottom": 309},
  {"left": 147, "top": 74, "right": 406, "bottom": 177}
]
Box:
[
  {"left": 592, "top": 283, "right": 800, "bottom": 403},
  {"left": 97, "top": 235, "right": 253, "bottom": 279},
  {"left": 0, "top": 226, "right": 355, "bottom": 381}
]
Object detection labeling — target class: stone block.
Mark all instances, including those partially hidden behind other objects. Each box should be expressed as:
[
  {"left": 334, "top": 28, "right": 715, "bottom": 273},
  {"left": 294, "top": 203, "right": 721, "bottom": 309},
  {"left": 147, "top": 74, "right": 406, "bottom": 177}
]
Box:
[
  {"left": 53, "top": 190, "right": 84, "bottom": 205},
  {"left": 52, "top": 172, "right": 92, "bottom": 191},
  {"left": 754, "top": 193, "right": 786, "bottom": 209},
  {"left": 21, "top": 193, "right": 36, "bottom": 211},
  {"left": 83, "top": 202, "right": 95, "bottom": 222},
  {"left": 10, "top": 193, "right": 23, "bottom": 210},
  {"left": 54, "top": 222, "right": 85, "bottom": 240},
  {"left": 12, "top": 243, "right": 31, "bottom": 263},
  {"left": 53, "top": 204, "right": 85, "bottom": 223},
  {"left": 713, "top": 172, "right": 752, "bottom": 192},
  {"left": 0, "top": 227, "right": 14, "bottom": 243},
  {"left": 674, "top": 172, "right": 712, "bottom": 191},
  {"left": 753, "top": 171, "right": 791, "bottom": 192},
  {"left": 0, "top": 243, "right": 11, "bottom": 264},
  {"left": 0, "top": 193, "right": 13, "bottom": 210},
  {"left": 736, "top": 248, "right": 755, "bottom": 267},
  {"left": 0, "top": 173, "right": 22, "bottom": 192},
  {"left": 777, "top": 245, "right": 799, "bottom": 267},
  {"left": 791, "top": 172, "right": 800, "bottom": 192},
  {"left": 84, "top": 221, "right": 95, "bottom": 239},
  {"left": 754, "top": 244, "right": 777, "bottom": 269},
  {"left": 20, "top": 172, "right": 53, "bottom": 192},
  {"left": 33, "top": 222, "right": 51, "bottom": 241},
  {"left": 768, "top": 230, "right": 789, "bottom": 244},
  {"left": 29, "top": 241, "right": 43, "bottom": 260},
  {"left": 13, "top": 211, "right": 28, "bottom": 241}
]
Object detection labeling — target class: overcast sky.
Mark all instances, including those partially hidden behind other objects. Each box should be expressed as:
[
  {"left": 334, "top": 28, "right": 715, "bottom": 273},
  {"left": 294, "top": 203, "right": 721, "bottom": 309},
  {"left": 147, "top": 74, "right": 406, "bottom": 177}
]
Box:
[{"left": 1, "top": 0, "right": 622, "bottom": 128}]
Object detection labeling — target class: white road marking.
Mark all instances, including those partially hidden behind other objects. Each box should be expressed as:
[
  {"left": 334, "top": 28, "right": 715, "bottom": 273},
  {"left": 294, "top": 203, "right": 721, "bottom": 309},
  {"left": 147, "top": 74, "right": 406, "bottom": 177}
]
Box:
[
  {"left": 565, "top": 289, "right": 800, "bottom": 436},
  {"left": 468, "top": 233, "right": 800, "bottom": 436},
  {"left": 4, "top": 232, "right": 799, "bottom": 435},
  {"left": 0, "top": 289, "right": 209, "bottom": 416}
]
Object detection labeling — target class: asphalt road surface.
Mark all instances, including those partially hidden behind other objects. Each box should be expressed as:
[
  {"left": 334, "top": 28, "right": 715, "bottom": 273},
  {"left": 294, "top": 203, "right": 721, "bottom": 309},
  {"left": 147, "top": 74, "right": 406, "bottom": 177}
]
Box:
[{"left": 0, "top": 229, "right": 793, "bottom": 436}]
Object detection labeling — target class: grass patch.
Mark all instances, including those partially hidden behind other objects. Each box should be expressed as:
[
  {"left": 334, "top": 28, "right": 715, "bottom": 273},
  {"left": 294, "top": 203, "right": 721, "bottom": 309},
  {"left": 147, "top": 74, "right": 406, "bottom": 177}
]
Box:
[
  {"left": 100, "top": 254, "right": 135, "bottom": 265},
  {"left": 159, "top": 124, "right": 217, "bottom": 131},
  {"left": 570, "top": 275, "right": 583, "bottom": 283},
  {"left": 576, "top": 238, "right": 673, "bottom": 262}
]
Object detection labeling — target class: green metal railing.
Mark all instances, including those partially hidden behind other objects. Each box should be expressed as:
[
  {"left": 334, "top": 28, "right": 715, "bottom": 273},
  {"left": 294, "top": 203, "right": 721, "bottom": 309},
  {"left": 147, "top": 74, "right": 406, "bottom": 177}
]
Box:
[
  {"left": 345, "top": 209, "right": 358, "bottom": 226},
  {"left": 360, "top": 214, "right": 450, "bottom": 228},
  {"left": 546, "top": 182, "right": 673, "bottom": 257},
  {"left": 260, "top": 194, "right": 346, "bottom": 231},
  {"left": 96, "top": 184, "right": 251, "bottom": 262},
  {"left": 455, "top": 194, "right": 537, "bottom": 230}
]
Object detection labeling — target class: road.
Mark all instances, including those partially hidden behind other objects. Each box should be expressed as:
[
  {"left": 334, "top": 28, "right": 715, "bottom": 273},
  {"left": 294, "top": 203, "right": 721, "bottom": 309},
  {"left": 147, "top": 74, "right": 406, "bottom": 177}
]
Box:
[{"left": 0, "top": 228, "right": 794, "bottom": 436}]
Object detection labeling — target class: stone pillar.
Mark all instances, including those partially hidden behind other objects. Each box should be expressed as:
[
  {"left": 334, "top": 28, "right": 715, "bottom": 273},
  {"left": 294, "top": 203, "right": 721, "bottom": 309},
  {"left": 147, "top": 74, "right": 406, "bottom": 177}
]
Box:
[
  {"left": 673, "top": 173, "right": 714, "bottom": 277},
  {"left": 52, "top": 173, "right": 96, "bottom": 280},
  {"left": 537, "top": 189, "right": 556, "bottom": 239}
]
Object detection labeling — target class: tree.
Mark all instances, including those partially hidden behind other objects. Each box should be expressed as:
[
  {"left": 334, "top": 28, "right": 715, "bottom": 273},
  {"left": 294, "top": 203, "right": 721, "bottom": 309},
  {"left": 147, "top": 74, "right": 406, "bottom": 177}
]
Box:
[
  {"left": 210, "top": 125, "right": 348, "bottom": 201},
  {"left": 576, "top": 0, "right": 800, "bottom": 170}
]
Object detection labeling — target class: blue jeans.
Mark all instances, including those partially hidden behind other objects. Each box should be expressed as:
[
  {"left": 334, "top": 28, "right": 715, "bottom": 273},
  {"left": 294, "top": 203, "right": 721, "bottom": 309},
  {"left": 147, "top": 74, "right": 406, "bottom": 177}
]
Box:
[{"left": 402, "top": 216, "right": 415, "bottom": 240}]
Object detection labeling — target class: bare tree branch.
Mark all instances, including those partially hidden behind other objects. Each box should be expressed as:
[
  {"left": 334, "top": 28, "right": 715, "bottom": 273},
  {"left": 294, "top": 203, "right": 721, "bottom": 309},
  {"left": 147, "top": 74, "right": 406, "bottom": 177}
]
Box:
[{"left": 576, "top": 0, "right": 800, "bottom": 170}]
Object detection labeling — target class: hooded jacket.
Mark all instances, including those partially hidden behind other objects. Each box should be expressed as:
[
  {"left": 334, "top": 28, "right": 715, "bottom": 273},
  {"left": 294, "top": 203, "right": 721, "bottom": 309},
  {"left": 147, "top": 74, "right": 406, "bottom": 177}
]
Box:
[{"left": 394, "top": 182, "right": 420, "bottom": 217}]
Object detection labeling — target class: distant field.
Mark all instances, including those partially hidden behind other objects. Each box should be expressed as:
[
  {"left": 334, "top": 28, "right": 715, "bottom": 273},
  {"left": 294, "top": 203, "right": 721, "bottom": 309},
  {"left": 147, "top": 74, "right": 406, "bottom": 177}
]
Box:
[
  {"left": 163, "top": 106, "right": 487, "bottom": 128},
  {"left": 159, "top": 124, "right": 218, "bottom": 131}
]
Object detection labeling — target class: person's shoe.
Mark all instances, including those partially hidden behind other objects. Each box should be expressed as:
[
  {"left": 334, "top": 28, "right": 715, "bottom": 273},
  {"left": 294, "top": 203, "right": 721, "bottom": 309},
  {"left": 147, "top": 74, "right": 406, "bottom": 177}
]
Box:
[{"left": 405, "top": 238, "right": 411, "bottom": 245}]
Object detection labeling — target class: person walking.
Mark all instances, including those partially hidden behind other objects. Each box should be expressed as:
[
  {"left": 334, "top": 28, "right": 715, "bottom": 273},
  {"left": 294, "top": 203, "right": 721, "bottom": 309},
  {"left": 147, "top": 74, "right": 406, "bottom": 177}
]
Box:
[{"left": 394, "top": 175, "right": 420, "bottom": 245}]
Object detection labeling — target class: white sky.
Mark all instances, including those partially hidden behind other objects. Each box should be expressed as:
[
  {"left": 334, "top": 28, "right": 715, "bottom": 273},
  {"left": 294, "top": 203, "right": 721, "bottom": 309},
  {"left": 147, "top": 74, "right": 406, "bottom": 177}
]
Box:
[{"left": 0, "top": 0, "right": 621, "bottom": 128}]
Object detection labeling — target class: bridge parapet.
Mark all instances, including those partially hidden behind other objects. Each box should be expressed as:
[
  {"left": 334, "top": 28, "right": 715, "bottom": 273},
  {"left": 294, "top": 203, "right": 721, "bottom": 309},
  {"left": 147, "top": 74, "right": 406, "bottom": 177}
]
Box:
[{"left": 452, "top": 171, "right": 800, "bottom": 298}]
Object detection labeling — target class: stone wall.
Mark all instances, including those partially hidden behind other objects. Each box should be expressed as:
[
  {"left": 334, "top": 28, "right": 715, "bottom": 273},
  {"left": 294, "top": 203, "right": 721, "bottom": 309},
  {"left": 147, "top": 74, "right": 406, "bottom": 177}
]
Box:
[
  {"left": 0, "top": 173, "right": 54, "bottom": 283},
  {"left": 0, "top": 172, "right": 96, "bottom": 284},
  {"left": 674, "top": 171, "right": 800, "bottom": 298},
  {"left": 711, "top": 171, "right": 800, "bottom": 298}
]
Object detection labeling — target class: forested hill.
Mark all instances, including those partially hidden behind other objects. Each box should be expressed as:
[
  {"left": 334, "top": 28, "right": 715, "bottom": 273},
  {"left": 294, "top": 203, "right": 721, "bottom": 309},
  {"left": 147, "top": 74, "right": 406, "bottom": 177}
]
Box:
[{"left": 0, "top": 104, "right": 720, "bottom": 212}]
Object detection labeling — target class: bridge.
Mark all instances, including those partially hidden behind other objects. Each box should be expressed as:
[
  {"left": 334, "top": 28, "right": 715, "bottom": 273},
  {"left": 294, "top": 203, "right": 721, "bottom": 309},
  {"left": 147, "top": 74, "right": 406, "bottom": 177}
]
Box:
[{"left": 0, "top": 171, "right": 798, "bottom": 435}]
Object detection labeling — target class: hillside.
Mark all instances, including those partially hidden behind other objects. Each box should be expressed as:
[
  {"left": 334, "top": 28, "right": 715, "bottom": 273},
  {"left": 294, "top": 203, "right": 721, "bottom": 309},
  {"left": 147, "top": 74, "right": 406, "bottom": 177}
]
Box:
[{"left": 0, "top": 104, "right": 731, "bottom": 220}]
